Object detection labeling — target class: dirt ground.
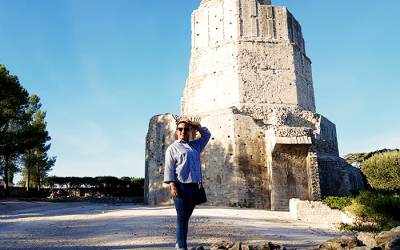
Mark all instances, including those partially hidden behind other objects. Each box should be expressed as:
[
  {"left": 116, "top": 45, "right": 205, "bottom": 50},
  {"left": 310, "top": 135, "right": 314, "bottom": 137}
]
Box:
[{"left": 0, "top": 200, "right": 350, "bottom": 250}]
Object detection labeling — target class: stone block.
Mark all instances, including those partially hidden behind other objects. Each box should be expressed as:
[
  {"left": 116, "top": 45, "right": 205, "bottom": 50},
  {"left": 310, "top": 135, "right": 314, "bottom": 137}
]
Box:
[
  {"left": 375, "top": 227, "right": 400, "bottom": 246},
  {"left": 290, "top": 199, "right": 354, "bottom": 224},
  {"left": 386, "top": 238, "right": 400, "bottom": 250},
  {"left": 211, "top": 242, "right": 240, "bottom": 250},
  {"left": 320, "top": 236, "right": 359, "bottom": 250},
  {"left": 357, "top": 232, "right": 377, "bottom": 247},
  {"left": 352, "top": 247, "right": 373, "bottom": 250},
  {"left": 275, "top": 136, "right": 312, "bottom": 145}
]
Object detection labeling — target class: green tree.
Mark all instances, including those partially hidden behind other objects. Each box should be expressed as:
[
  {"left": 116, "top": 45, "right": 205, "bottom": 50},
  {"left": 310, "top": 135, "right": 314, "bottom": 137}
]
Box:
[
  {"left": 31, "top": 152, "right": 56, "bottom": 191},
  {"left": 6, "top": 156, "right": 19, "bottom": 183},
  {"left": 81, "top": 177, "right": 97, "bottom": 188},
  {"left": 344, "top": 148, "right": 399, "bottom": 166},
  {"left": 118, "top": 176, "right": 131, "bottom": 188},
  {"left": 42, "top": 176, "right": 57, "bottom": 189},
  {"left": 344, "top": 148, "right": 399, "bottom": 189},
  {"left": 361, "top": 151, "right": 400, "bottom": 191},
  {"left": 0, "top": 155, "right": 19, "bottom": 183},
  {"left": 20, "top": 95, "right": 55, "bottom": 193},
  {"left": 96, "top": 176, "right": 119, "bottom": 188},
  {"left": 0, "top": 64, "right": 29, "bottom": 195}
]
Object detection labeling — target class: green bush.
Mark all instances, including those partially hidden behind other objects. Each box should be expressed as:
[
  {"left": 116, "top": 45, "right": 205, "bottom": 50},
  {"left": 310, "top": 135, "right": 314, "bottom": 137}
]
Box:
[
  {"left": 323, "top": 196, "right": 352, "bottom": 209},
  {"left": 361, "top": 151, "right": 400, "bottom": 191},
  {"left": 340, "top": 190, "right": 400, "bottom": 232},
  {"left": 370, "top": 196, "right": 400, "bottom": 222},
  {"left": 345, "top": 190, "right": 392, "bottom": 220},
  {"left": 352, "top": 190, "right": 380, "bottom": 207},
  {"left": 344, "top": 203, "right": 371, "bottom": 220}
]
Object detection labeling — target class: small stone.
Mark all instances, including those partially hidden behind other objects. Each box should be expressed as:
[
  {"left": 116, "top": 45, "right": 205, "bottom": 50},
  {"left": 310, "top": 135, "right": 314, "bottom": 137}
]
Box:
[
  {"left": 352, "top": 247, "right": 373, "bottom": 250},
  {"left": 376, "top": 227, "right": 400, "bottom": 245},
  {"left": 385, "top": 238, "right": 400, "bottom": 250},
  {"left": 320, "top": 236, "right": 359, "bottom": 249},
  {"left": 357, "top": 232, "right": 377, "bottom": 247},
  {"left": 241, "top": 245, "right": 250, "bottom": 250},
  {"left": 191, "top": 247, "right": 205, "bottom": 250}
]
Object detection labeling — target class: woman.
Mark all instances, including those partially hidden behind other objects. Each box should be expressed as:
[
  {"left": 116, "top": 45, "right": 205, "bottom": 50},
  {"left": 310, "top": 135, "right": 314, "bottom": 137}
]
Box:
[{"left": 164, "top": 119, "right": 211, "bottom": 250}]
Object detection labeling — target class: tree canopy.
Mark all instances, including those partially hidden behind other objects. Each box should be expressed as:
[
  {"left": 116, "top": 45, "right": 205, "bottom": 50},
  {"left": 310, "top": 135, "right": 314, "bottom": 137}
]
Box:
[
  {"left": 20, "top": 95, "right": 55, "bottom": 192},
  {"left": 344, "top": 148, "right": 399, "bottom": 190},
  {"left": 0, "top": 64, "right": 55, "bottom": 195},
  {"left": 0, "top": 64, "right": 30, "bottom": 194},
  {"left": 361, "top": 151, "right": 400, "bottom": 191},
  {"left": 344, "top": 148, "right": 399, "bottom": 166}
]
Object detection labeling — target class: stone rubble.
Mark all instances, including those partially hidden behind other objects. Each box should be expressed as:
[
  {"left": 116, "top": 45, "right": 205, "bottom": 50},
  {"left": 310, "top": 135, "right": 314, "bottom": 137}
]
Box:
[{"left": 189, "top": 228, "right": 400, "bottom": 250}]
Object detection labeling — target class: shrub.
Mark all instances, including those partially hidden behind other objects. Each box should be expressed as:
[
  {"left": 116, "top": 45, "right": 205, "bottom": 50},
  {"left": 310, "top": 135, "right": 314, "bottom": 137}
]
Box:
[
  {"left": 344, "top": 203, "right": 371, "bottom": 220},
  {"left": 345, "top": 190, "right": 390, "bottom": 220},
  {"left": 341, "top": 190, "right": 400, "bottom": 232},
  {"left": 361, "top": 151, "right": 400, "bottom": 191},
  {"left": 370, "top": 196, "right": 400, "bottom": 222},
  {"left": 352, "top": 190, "right": 380, "bottom": 207},
  {"left": 323, "top": 196, "right": 352, "bottom": 209}
]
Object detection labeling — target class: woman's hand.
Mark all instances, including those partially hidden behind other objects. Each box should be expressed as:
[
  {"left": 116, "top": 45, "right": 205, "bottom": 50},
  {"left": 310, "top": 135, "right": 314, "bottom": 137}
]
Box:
[
  {"left": 185, "top": 119, "right": 202, "bottom": 131},
  {"left": 171, "top": 188, "right": 179, "bottom": 197},
  {"left": 171, "top": 183, "right": 179, "bottom": 197},
  {"left": 185, "top": 119, "right": 193, "bottom": 126}
]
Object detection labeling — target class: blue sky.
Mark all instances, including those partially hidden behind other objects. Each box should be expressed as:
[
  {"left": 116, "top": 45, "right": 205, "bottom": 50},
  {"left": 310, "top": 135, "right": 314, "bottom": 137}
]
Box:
[{"left": 1, "top": 0, "right": 399, "bottom": 181}]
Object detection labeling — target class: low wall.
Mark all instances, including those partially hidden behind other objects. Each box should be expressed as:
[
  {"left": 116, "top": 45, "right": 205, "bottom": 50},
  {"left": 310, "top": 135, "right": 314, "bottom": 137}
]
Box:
[
  {"left": 64, "top": 188, "right": 143, "bottom": 197},
  {"left": 289, "top": 198, "right": 355, "bottom": 224},
  {"left": 0, "top": 186, "right": 143, "bottom": 199},
  {"left": 0, "top": 187, "right": 49, "bottom": 198},
  {"left": 47, "top": 196, "right": 144, "bottom": 203}
]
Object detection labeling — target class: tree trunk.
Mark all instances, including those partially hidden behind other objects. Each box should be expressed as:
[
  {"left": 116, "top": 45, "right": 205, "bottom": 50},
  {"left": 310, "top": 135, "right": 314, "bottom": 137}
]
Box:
[
  {"left": 36, "top": 166, "right": 41, "bottom": 192},
  {"left": 26, "top": 172, "right": 31, "bottom": 198},
  {"left": 37, "top": 177, "right": 41, "bottom": 192},
  {"left": 4, "top": 156, "right": 10, "bottom": 197}
]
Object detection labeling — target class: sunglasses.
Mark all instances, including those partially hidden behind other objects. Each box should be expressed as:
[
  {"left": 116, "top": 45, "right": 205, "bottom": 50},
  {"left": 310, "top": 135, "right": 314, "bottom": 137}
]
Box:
[{"left": 177, "top": 128, "right": 189, "bottom": 132}]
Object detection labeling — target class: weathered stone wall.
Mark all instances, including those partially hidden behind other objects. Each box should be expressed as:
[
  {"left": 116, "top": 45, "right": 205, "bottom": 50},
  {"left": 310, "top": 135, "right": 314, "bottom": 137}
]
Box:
[
  {"left": 289, "top": 198, "right": 355, "bottom": 225},
  {"left": 145, "top": 113, "right": 273, "bottom": 209},
  {"left": 270, "top": 144, "right": 310, "bottom": 210},
  {"left": 318, "top": 158, "right": 365, "bottom": 198},
  {"left": 145, "top": 105, "right": 363, "bottom": 209},
  {"left": 236, "top": 41, "right": 314, "bottom": 111},
  {"left": 208, "top": 114, "right": 271, "bottom": 208},
  {"left": 145, "top": 106, "right": 363, "bottom": 209},
  {"left": 182, "top": 1, "right": 315, "bottom": 115},
  {"left": 314, "top": 116, "right": 339, "bottom": 156},
  {"left": 263, "top": 123, "right": 320, "bottom": 210},
  {"left": 0, "top": 187, "right": 49, "bottom": 198},
  {"left": 0, "top": 187, "right": 27, "bottom": 198},
  {"left": 313, "top": 116, "right": 364, "bottom": 198},
  {"left": 144, "top": 114, "right": 176, "bottom": 206}
]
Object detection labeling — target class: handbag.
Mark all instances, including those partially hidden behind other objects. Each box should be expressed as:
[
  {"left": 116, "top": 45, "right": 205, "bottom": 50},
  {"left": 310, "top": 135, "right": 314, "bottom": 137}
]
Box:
[{"left": 197, "top": 176, "right": 207, "bottom": 205}]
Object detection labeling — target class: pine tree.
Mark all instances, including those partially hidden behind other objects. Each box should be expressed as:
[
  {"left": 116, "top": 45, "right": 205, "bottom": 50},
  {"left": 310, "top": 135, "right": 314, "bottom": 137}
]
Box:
[
  {"left": 21, "top": 95, "right": 56, "bottom": 194},
  {"left": 0, "top": 64, "right": 29, "bottom": 195}
]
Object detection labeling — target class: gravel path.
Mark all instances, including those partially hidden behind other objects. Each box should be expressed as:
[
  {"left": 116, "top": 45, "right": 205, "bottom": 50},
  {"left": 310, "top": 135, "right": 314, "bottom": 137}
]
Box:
[{"left": 0, "top": 200, "right": 349, "bottom": 250}]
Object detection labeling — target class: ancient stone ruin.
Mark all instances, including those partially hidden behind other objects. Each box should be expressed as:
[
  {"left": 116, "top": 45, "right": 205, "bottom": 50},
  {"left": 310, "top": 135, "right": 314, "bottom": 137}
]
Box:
[{"left": 144, "top": 0, "right": 363, "bottom": 210}]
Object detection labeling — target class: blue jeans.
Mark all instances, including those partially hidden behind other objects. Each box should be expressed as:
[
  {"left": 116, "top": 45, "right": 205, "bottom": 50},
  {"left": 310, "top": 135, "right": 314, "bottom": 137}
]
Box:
[{"left": 172, "top": 182, "right": 199, "bottom": 250}]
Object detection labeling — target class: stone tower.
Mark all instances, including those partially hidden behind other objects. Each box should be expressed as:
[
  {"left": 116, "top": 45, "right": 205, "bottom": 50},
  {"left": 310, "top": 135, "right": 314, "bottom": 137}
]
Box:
[
  {"left": 182, "top": 0, "right": 314, "bottom": 115},
  {"left": 144, "top": 0, "right": 363, "bottom": 210}
]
